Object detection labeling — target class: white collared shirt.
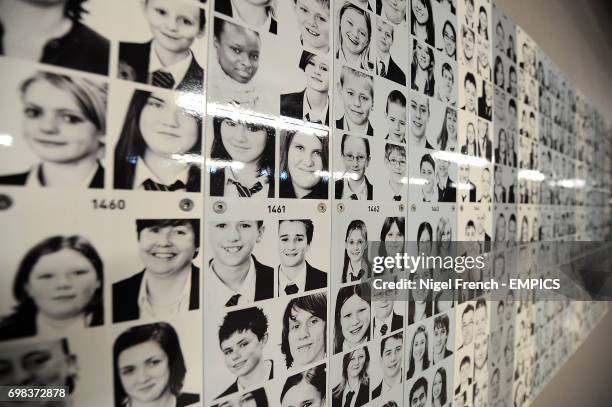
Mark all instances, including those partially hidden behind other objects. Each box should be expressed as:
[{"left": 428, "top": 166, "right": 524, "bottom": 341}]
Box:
[
  {"left": 223, "top": 166, "right": 270, "bottom": 198},
  {"left": 26, "top": 163, "right": 100, "bottom": 188},
  {"left": 230, "top": 0, "right": 272, "bottom": 31},
  {"left": 342, "top": 116, "right": 370, "bottom": 136},
  {"left": 373, "top": 311, "right": 394, "bottom": 339},
  {"left": 381, "top": 373, "right": 402, "bottom": 393},
  {"left": 148, "top": 45, "right": 193, "bottom": 89},
  {"left": 209, "top": 257, "right": 257, "bottom": 307},
  {"left": 341, "top": 383, "right": 360, "bottom": 407},
  {"left": 137, "top": 269, "right": 192, "bottom": 319},
  {"left": 379, "top": 179, "right": 405, "bottom": 201},
  {"left": 341, "top": 176, "right": 368, "bottom": 200},
  {"left": 303, "top": 92, "right": 328, "bottom": 124},
  {"left": 133, "top": 159, "right": 189, "bottom": 190},
  {"left": 278, "top": 262, "right": 307, "bottom": 296}
]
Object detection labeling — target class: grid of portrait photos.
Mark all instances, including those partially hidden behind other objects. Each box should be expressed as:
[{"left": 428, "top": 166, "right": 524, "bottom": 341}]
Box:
[{"left": 0, "top": 0, "right": 610, "bottom": 407}]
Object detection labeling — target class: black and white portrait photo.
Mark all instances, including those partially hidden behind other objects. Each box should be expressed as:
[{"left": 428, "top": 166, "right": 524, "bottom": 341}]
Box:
[
  {"left": 335, "top": 134, "right": 374, "bottom": 200},
  {"left": 0, "top": 67, "right": 107, "bottom": 189},
  {"left": 215, "top": 0, "right": 278, "bottom": 35},
  {"left": 113, "top": 322, "right": 200, "bottom": 407},
  {"left": 0, "top": 0, "right": 110, "bottom": 75},
  {"left": 208, "top": 115, "right": 275, "bottom": 198},
  {"left": 277, "top": 219, "right": 327, "bottom": 296},
  {"left": 113, "top": 89, "right": 203, "bottom": 192},
  {"left": 279, "top": 129, "right": 329, "bottom": 199},
  {"left": 112, "top": 218, "right": 200, "bottom": 323},
  {"left": 0, "top": 235, "right": 104, "bottom": 341},
  {"left": 375, "top": 17, "right": 407, "bottom": 85},
  {"left": 336, "top": 66, "right": 375, "bottom": 136},
  {"left": 208, "top": 220, "right": 274, "bottom": 307}
]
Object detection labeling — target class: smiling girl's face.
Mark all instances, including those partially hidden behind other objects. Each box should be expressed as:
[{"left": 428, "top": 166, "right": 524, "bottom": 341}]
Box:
[
  {"left": 346, "top": 228, "right": 366, "bottom": 262},
  {"left": 220, "top": 119, "right": 267, "bottom": 164},
  {"left": 22, "top": 80, "right": 101, "bottom": 164},
  {"left": 340, "top": 294, "right": 370, "bottom": 346},
  {"left": 340, "top": 8, "right": 369, "bottom": 57}
]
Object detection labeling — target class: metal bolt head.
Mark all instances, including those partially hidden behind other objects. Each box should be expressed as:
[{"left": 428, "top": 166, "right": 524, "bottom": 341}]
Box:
[
  {"left": 399, "top": 203, "right": 405, "bottom": 212},
  {"left": 410, "top": 204, "right": 416, "bottom": 212},
  {"left": 179, "top": 198, "right": 194, "bottom": 212},
  {"left": 0, "top": 194, "right": 12, "bottom": 211},
  {"left": 317, "top": 203, "right": 327, "bottom": 213},
  {"left": 212, "top": 200, "right": 226, "bottom": 214},
  {"left": 337, "top": 203, "right": 344, "bottom": 213}
]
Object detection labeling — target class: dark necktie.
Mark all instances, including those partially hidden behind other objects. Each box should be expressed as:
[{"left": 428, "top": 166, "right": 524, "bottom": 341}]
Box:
[
  {"left": 350, "top": 194, "right": 358, "bottom": 200},
  {"left": 142, "top": 178, "right": 186, "bottom": 191},
  {"left": 344, "top": 391, "right": 355, "bottom": 407},
  {"left": 380, "top": 323, "right": 388, "bottom": 335},
  {"left": 228, "top": 178, "right": 263, "bottom": 197},
  {"left": 351, "top": 270, "right": 365, "bottom": 282},
  {"left": 380, "top": 61, "right": 387, "bottom": 76},
  {"left": 152, "top": 70, "right": 175, "bottom": 89},
  {"left": 285, "top": 284, "right": 299, "bottom": 295},
  {"left": 393, "top": 195, "right": 401, "bottom": 201},
  {"left": 225, "top": 294, "right": 241, "bottom": 307}
]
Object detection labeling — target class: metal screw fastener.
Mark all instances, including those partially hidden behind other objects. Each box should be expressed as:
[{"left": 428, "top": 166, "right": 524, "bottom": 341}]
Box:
[
  {"left": 317, "top": 203, "right": 327, "bottom": 213},
  {"left": 410, "top": 204, "right": 416, "bottom": 212},
  {"left": 0, "top": 194, "right": 12, "bottom": 211},
  {"left": 179, "top": 198, "right": 194, "bottom": 212},
  {"left": 212, "top": 200, "right": 226, "bottom": 214},
  {"left": 337, "top": 203, "right": 345, "bottom": 213},
  {"left": 399, "top": 203, "right": 405, "bottom": 212}
]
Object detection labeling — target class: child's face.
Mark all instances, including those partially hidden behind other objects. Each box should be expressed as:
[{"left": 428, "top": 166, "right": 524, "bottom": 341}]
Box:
[
  {"left": 340, "top": 8, "right": 369, "bottom": 56},
  {"left": 144, "top": 0, "right": 201, "bottom": 54},
  {"left": 386, "top": 101, "right": 406, "bottom": 139},
  {"left": 215, "top": 22, "right": 261, "bottom": 83},
  {"left": 340, "top": 74, "right": 373, "bottom": 126}
]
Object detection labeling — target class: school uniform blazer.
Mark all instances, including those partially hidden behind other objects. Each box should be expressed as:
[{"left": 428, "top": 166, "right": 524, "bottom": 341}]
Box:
[
  {"left": 438, "top": 177, "right": 457, "bottom": 202},
  {"left": 478, "top": 138, "right": 493, "bottom": 160},
  {"left": 332, "top": 383, "right": 369, "bottom": 407},
  {"left": 478, "top": 96, "right": 492, "bottom": 120},
  {"left": 280, "top": 89, "right": 330, "bottom": 126},
  {"left": 458, "top": 182, "right": 477, "bottom": 202},
  {"left": 209, "top": 168, "right": 275, "bottom": 197},
  {"left": 118, "top": 41, "right": 204, "bottom": 94},
  {"left": 305, "top": 262, "right": 328, "bottom": 291},
  {"left": 214, "top": 1, "right": 278, "bottom": 34},
  {"left": 217, "top": 360, "right": 274, "bottom": 399},
  {"left": 382, "top": 57, "right": 406, "bottom": 86},
  {"left": 0, "top": 163, "right": 104, "bottom": 188},
  {"left": 176, "top": 393, "right": 200, "bottom": 407},
  {"left": 334, "top": 177, "right": 374, "bottom": 200},
  {"left": 508, "top": 185, "right": 516, "bottom": 203},
  {"left": 0, "top": 21, "right": 109, "bottom": 75},
  {"left": 391, "top": 312, "right": 403, "bottom": 331},
  {"left": 336, "top": 116, "right": 374, "bottom": 136},
  {"left": 253, "top": 256, "right": 275, "bottom": 301},
  {"left": 112, "top": 265, "right": 200, "bottom": 323},
  {"left": 279, "top": 178, "right": 328, "bottom": 199}
]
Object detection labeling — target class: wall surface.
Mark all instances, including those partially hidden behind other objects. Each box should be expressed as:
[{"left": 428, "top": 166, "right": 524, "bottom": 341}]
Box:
[{"left": 494, "top": 1, "right": 612, "bottom": 405}]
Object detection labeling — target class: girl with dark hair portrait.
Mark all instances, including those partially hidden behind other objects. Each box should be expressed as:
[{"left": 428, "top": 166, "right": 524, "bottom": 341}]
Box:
[
  {"left": 279, "top": 130, "right": 329, "bottom": 199},
  {"left": 281, "top": 51, "right": 330, "bottom": 126},
  {"left": 0, "top": 72, "right": 107, "bottom": 188},
  {"left": 420, "top": 153, "right": 437, "bottom": 202},
  {"left": 461, "top": 122, "right": 477, "bottom": 156},
  {"left": 113, "top": 322, "right": 199, "bottom": 407},
  {"left": 411, "top": 39, "right": 435, "bottom": 97},
  {"left": 0, "top": 235, "right": 103, "bottom": 341},
  {"left": 378, "top": 217, "right": 405, "bottom": 259},
  {"left": 113, "top": 89, "right": 202, "bottom": 192},
  {"left": 281, "top": 293, "right": 327, "bottom": 368},
  {"left": 494, "top": 56, "right": 505, "bottom": 89},
  {"left": 431, "top": 366, "right": 447, "bottom": 407},
  {"left": 209, "top": 116, "right": 275, "bottom": 198},
  {"left": 212, "top": 388, "right": 269, "bottom": 407},
  {"left": 409, "top": 268, "right": 433, "bottom": 324},
  {"left": 336, "top": 2, "right": 374, "bottom": 72},
  {"left": 417, "top": 221, "right": 433, "bottom": 255},
  {"left": 342, "top": 220, "right": 371, "bottom": 283},
  {"left": 437, "top": 107, "right": 457, "bottom": 151},
  {"left": 215, "top": 0, "right": 278, "bottom": 34},
  {"left": 477, "top": 6, "right": 488, "bottom": 40},
  {"left": 507, "top": 33, "right": 516, "bottom": 62},
  {"left": 438, "top": 21, "right": 456, "bottom": 59},
  {"left": 334, "top": 284, "right": 371, "bottom": 353},
  {"left": 0, "top": 0, "right": 110, "bottom": 75},
  {"left": 406, "top": 324, "right": 430, "bottom": 379},
  {"left": 411, "top": 0, "right": 435, "bottom": 47},
  {"left": 280, "top": 364, "right": 326, "bottom": 407},
  {"left": 331, "top": 347, "right": 370, "bottom": 407}
]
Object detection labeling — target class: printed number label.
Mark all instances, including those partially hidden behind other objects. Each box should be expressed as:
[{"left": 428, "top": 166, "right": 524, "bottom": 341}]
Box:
[
  {"left": 92, "top": 199, "right": 126, "bottom": 210},
  {"left": 267, "top": 205, "right": 286, "bottom": 214},
  {"left": 368, "top": 205, "right": 380, "bottom": 212}
]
